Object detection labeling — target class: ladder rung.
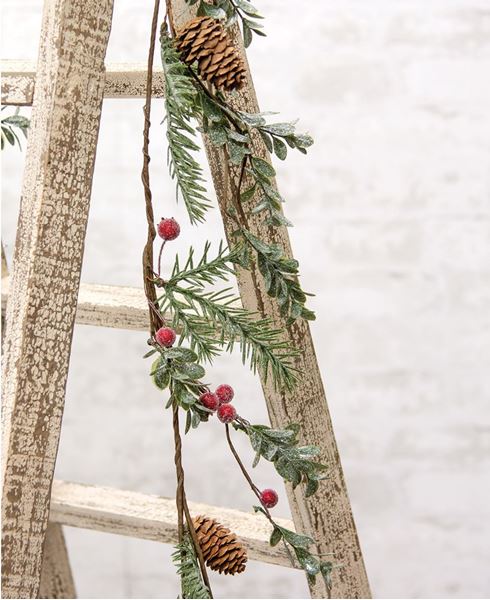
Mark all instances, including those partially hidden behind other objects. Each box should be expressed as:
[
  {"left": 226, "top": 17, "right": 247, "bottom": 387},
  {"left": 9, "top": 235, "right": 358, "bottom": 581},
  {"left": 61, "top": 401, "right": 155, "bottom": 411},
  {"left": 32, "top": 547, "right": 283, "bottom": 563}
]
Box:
[
  {"left": 1, "top": 60, "right": 165, "bottom": 106},
  {"left": 2, "top": 278, "right": 151, "bottom": 330},
  {"left": 50, "top": 480, "right": 297, "bottom": 568}
]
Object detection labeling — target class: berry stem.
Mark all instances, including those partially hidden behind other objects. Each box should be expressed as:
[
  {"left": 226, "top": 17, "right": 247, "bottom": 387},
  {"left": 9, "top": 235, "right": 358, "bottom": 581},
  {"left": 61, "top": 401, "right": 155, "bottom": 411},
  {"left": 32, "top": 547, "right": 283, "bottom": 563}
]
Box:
[
  {"left": 225, "top": 424, "right": 268, "bottom": 512},
  {"left": 224, "top": 424, "right": 298, "bottom": 568},
  {"left": 157, "top": 239, "right": 166, "bottom": 277}
]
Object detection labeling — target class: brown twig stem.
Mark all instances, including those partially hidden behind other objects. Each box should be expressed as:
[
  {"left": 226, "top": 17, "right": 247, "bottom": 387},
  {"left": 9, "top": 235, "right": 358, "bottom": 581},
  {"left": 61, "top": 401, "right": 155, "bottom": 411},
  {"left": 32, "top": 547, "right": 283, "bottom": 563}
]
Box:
[
  {"left": 141, "top": 0, "right": 162, "bottom": 336},
  {"left": 172, "top": 402, "right": 213, "bottom": 596}
]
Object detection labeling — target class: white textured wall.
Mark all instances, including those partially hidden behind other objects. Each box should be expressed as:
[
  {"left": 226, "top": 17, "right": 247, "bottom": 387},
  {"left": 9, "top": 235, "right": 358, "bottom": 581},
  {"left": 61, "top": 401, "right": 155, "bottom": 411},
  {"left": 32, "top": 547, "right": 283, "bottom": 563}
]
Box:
[{"left": 2, "top": 1, "right": 490, "bottom": 598}]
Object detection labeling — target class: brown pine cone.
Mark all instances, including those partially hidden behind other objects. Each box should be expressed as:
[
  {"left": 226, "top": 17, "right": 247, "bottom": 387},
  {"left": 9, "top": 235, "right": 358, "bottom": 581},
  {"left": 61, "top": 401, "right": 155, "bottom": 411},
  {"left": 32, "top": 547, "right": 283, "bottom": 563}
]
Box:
[
  {"left": 192, "top": 515, "right": 247, "bottom": 575},
  {"left": 175, "top": 16, "right": 246, "bottom": 92}
]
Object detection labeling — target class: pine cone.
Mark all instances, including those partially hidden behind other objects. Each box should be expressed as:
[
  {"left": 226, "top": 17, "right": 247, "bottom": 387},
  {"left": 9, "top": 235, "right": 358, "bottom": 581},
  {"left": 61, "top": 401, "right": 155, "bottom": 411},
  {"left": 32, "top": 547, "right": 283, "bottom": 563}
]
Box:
[
  {"left": 192, "top": 515, "right": 247, "bottom": 575},
  {"left": 175, "top": 16, "right": 246, "bottom": 92}
]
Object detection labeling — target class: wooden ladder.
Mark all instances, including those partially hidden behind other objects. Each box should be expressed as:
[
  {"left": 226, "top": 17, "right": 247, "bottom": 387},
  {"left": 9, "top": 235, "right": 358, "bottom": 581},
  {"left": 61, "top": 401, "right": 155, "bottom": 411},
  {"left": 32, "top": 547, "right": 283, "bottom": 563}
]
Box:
[{"left": 1, "top": 0, "right": 371, "bottom": 598}]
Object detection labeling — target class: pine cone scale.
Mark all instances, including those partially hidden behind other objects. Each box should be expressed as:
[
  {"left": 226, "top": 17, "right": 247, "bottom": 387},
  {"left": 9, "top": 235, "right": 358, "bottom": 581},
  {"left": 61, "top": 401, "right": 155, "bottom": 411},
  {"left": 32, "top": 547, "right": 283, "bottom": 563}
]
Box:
[{"left": 175, "top": 16, "right": 246, "bottom": 92}]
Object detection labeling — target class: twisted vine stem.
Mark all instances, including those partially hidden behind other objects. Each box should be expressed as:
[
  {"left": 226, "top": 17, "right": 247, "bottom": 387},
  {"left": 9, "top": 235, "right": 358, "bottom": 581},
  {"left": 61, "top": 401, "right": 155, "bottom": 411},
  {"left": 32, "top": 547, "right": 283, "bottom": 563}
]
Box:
[{"left": 142, "top": 0, "right": 212, "bottom": 596}]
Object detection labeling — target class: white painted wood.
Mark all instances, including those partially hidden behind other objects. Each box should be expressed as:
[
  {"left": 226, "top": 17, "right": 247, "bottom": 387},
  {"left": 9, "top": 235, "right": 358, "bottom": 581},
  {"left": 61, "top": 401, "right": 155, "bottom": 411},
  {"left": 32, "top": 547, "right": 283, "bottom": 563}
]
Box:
[
  {"left": 1, "top": 0, "right": 114, "bottom": 596},
  {"left": 39, "top": 523, "right": 77, "bottom": 599},
  {"left": 170, "top": 4, "right": 371, "bottom": 597},
  {"left": 1, "top": 254, "right": 76, "bottom": 599},
  {"left": 49, "top": 480, "right": 296, "bottom": 569},
  {"left": 1, "top": 60, "right": 164, "bottom": 105}
]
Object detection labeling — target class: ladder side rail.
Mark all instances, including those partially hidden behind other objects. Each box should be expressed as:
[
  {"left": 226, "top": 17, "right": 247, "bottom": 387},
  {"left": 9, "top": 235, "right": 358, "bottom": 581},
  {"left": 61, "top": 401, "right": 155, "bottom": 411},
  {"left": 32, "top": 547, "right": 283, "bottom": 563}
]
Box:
[
  {"left": 1, "top": 0, "right": 114, "bottom": 596},
  {"left": 39, "top": 524, "right": 76, "bottom": 599}
]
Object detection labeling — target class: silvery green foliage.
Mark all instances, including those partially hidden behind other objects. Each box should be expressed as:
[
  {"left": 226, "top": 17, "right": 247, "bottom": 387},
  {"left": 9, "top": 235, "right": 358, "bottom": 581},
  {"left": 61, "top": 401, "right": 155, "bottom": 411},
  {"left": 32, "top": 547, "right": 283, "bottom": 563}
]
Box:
[
  {"left": 235, "top": 421, "right": 329, "bottom": 495},
  {"left": 186, "top": 0, "right": 265, "bottom": 47},
  {"left": 1, "top": 107, "right": 29, "bottom": 151},
  {"left": 255, "top": 508, "right": 333, "bottom": 590}
]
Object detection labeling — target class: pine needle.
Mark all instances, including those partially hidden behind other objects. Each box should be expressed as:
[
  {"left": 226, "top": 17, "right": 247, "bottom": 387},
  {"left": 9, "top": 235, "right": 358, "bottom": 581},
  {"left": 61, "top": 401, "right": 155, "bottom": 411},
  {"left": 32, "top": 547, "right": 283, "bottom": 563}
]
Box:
[{"left": 160, "top": 31, "right": 212, "bottom": 224}]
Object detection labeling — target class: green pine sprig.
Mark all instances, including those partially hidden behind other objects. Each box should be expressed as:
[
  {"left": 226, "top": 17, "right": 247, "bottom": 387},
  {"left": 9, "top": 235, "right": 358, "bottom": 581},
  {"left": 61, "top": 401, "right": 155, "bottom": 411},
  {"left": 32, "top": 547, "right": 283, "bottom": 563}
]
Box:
[
  {"left": 157, "top": 242, "right": 300, "bottom": 390},
  {"left": 160, "top": 30, "right": 212, "bottom": 224},
  {"left": 1, "top": 107, "right": 29, "bottom": 151},
  {"left": 172, "top": 532, "right": 212, "bottom": 599}
]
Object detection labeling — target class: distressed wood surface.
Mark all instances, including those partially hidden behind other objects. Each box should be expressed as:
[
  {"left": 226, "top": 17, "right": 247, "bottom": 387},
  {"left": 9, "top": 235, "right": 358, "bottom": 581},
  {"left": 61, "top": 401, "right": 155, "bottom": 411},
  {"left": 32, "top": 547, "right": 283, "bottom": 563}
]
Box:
[
  {"left": 0, "top": 0, "right": 114, "bottom": 596},
  {"left": 1, "top": 60, "right": 164, "bottom": 105},
  {"left": 1, "top": 256, "right": 75, "bottom": 599},
  {"left": 39, "top": 524, "right": 76, "bottom": 599},
  {"left": 170, "top": 3, "right": 371, "bottom": 598},
  {"left": 2, "top": 278, "right": 149, "bottom": 330},
  {"left": 49, "top": 480, "right": 296, "bottom": 568}
]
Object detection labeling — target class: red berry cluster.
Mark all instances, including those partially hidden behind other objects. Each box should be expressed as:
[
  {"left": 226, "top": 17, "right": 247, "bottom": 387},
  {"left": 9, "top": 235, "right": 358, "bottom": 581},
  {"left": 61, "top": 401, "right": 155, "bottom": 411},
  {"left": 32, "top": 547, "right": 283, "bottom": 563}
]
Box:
[{"left": 199, "top": 383, "right": 237, "bottom": 423}]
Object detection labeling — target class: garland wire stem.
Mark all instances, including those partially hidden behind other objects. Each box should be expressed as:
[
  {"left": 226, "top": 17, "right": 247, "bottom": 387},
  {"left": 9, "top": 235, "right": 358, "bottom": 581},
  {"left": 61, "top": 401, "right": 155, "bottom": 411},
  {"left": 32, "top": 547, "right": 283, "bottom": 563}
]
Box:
[
  {"left": 143, "top": 1, "right": 212, "bottom": 595},
  {"left": 141, "top": 0, "right": 163, "bottom": 336},
  {"left": 157, "top": 240, "right": 166, "bottom": 277}
]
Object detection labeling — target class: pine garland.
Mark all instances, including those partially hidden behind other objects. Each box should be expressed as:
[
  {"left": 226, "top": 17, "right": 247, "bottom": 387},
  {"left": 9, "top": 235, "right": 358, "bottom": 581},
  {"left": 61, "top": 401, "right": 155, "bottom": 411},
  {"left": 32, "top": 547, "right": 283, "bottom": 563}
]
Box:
[{"left": 139, "top": 4, "right": 338, "bottom": 595}]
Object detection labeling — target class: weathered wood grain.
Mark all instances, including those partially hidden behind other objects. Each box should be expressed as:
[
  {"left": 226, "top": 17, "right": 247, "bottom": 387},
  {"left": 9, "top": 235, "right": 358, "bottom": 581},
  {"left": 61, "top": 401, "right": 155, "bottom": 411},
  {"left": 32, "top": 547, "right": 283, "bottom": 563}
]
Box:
[
  {"left": 170, "top": 3, "right": 371, "bottom": 597},
  {"left": 2, "top": 278, "right": 149, "bottom": 331},
  {"left": 1, "top": 256, "right": 75, "bottom": 599},
  {"left": 39, "top": 524, "right": 76, "bottom": 599},
  {"left": 49, "top": 480, "right": 296, "bottom": 568},
  {"left": 1, "top": 0, "right": 114, "bottom": 596},
  {"left": 1, "top": 60, "right": 164, "bottom": 105}
]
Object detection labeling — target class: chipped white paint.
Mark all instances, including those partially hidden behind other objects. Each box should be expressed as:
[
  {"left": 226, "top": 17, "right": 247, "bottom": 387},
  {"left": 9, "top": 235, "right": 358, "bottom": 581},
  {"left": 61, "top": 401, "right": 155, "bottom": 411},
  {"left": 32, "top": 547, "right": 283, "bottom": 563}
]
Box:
[
  {"left": 1, "top": 60, "right": 164, "bottom": 105},
  {"left": 39, "top": 524, "right": 76, "bottom": 599},
  {"left": 0, "top": 0, "right": 114, "bottom": 596},
  {"left": 49, "top": 480, "right": 296, "bottom": 569}
]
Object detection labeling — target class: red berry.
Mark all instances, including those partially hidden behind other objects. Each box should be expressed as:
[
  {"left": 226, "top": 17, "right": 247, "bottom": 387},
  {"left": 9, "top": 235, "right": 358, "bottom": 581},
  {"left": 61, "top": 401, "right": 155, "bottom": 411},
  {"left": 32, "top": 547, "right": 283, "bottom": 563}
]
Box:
[
  {"left": 158, "top": 217, "right": 180, "bottom": 241},
  {"left": 155, "top": 327, "right": 176, "bottom": 348},
  {"left": 260, "top": 489, "right": 278, "bottom": 509},
  {"left": 216, "top": 384, "right": 234, "bottom": 404},
  {"left": 199, "top": 392, "right": 219, "bottom": 412},
  {"left": 217, "top": 403, "right": 236, "bottom": 423}
]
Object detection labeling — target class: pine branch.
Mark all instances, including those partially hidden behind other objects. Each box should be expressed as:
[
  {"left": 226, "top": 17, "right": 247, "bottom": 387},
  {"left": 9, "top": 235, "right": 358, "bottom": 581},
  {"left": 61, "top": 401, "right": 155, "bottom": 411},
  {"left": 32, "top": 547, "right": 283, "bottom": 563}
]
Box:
[
  {"left": 172, "top": 533, "right": 212, "bottom": 599},
  {"left": 160, "top": 30, "right": 212, "bottom": 224},
  {"left": 168, "top": 241, "right": 238, "bottom": 287},
  {"left": 159, "top": 243, "right": 300, "bottom": 390}
]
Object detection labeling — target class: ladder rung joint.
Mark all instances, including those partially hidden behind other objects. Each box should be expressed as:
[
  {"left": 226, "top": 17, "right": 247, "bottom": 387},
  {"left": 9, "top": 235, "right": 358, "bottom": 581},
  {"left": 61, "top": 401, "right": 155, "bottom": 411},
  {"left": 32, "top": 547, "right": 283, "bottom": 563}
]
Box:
[{"left": 1, "top": 60, "right": 165, "bottom": 105}]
